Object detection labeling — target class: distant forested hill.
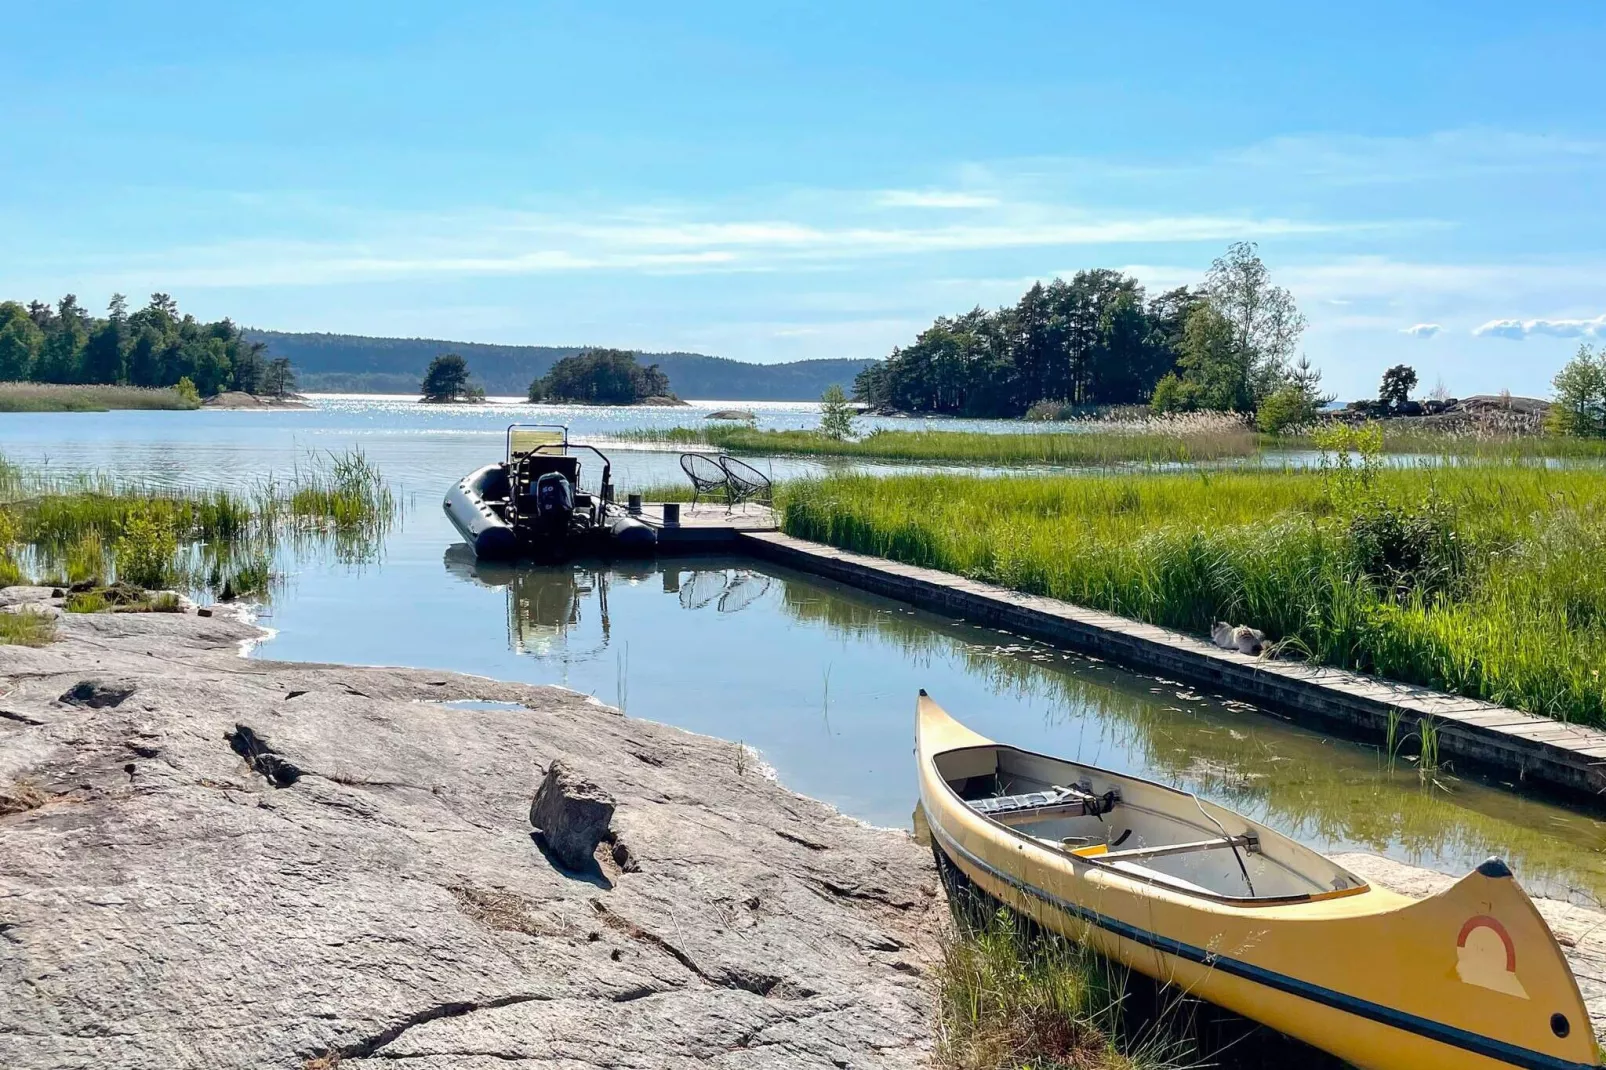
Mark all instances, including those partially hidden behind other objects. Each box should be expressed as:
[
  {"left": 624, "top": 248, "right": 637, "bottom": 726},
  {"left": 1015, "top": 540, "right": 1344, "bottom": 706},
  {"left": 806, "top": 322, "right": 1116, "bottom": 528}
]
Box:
[{"left": 245, "top": 330, "right": 873, "bottom": 400}]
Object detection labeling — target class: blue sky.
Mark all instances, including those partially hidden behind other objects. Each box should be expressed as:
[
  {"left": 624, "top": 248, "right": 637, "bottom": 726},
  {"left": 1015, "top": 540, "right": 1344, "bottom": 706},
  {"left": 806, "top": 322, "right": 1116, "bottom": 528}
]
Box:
[{"left": 3, "top": 2, "right": 1604, "bottom": 398}]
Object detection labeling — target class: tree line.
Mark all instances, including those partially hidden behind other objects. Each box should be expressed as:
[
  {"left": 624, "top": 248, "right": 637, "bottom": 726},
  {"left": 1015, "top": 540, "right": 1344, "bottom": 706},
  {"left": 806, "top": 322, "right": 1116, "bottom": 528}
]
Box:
[
  {"left": 0, "top": 294, "right": 295, "bottom": 397},
  {"left": 853, "top": 242, "right": 1325, "bottom": 427}
]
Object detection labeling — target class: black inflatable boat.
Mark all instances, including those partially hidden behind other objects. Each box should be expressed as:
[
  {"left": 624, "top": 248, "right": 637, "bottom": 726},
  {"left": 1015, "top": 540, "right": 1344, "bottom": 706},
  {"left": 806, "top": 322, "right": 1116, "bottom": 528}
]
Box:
[{"left": 444, "top": 424, "right": 656, "bottom": 560}]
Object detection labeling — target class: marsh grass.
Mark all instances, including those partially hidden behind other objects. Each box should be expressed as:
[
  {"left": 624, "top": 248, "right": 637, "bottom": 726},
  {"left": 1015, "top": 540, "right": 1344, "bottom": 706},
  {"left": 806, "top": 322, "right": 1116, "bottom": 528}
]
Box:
[
  {"left": 619, "top": 415, "right": 1256, "bottom": 466},
  {"left": 781, "top": 462, "right": 1606, "bottom": 725},
  {"left": 0, "top": 608, "right": 56, "bottom": 646},
  {"left": 0, "top": 382, "right": 200, "bottom": 412},
  {"left": 936, "top": 905, "right": 1192, "bottom": 1070},
  {"left": 0, "top": 449, "right": 397, "bottom": 603}
]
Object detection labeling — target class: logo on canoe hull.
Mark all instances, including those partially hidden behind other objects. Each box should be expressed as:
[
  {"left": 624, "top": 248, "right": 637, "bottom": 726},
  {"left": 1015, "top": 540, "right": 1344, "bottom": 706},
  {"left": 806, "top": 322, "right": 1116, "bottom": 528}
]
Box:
[{"left": 1457, "top": 915, "right": 1529, "bottom": 999}]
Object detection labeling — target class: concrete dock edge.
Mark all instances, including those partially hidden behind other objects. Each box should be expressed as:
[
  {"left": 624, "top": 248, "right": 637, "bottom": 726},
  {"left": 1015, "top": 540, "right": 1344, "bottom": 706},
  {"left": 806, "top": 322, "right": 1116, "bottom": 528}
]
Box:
[{"left": 741, "top": 529, "right": 1606, "bottom": 799}]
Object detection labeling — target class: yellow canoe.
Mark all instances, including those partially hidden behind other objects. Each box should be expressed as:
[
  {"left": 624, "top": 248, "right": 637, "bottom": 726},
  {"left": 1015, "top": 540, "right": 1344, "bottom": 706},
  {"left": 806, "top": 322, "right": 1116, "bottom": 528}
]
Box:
[{"left": 915, "top": 691, "right": 1598, "bottom": 1070}]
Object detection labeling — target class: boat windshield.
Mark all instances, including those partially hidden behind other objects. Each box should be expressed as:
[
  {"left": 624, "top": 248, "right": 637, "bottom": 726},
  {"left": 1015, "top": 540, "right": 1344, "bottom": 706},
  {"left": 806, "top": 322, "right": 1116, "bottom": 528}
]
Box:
[{"left": 507, "top": 424, "right": 569, "bottom": 462}]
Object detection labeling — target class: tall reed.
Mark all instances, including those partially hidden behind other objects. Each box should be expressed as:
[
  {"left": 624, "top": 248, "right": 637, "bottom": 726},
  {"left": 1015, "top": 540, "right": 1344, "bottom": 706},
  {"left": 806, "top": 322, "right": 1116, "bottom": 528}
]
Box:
[{"left": 779, "top": 463, "right": 1606, "bottom": 725}]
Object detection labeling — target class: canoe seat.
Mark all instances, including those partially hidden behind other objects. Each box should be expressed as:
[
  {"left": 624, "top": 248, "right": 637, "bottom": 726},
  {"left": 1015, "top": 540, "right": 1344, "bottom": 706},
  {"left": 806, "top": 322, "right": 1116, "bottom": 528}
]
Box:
[{"left": 969, "top": 784, "right": 1119, "bottom": 823}]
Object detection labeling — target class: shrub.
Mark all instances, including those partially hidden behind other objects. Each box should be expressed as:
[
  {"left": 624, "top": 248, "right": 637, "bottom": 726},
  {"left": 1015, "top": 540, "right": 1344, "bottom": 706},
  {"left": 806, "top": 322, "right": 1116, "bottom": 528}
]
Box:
[
  {"left": 1149, "top": 372, "right": 1201, "bottom": 414},
  {"left": 173, "top": 376, "right": 201, "bottom": 406},
  {"left": 1256, "top": 384, "right": 1315, "bottom": 434},
  {"left": 819, "top": 384, "right": 856, "bottom": 440},
  {"left": 113, "top": 509, "right": 179, "bottom": 588}
]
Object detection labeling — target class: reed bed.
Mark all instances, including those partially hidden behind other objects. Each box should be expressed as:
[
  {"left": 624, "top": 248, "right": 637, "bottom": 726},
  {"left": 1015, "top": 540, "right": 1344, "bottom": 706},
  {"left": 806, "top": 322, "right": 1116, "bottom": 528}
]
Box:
[
  {"left": 779, "top": 462, "right": 1606, "bottom": 726},
  {"left": 0, "top": 382, "right": 200, "bottom": 412},
  {"left": 619, "top": 414, "right": 1256, "bottom": 466},
  {"left": 0, "top": 448, "right": 397, "bottom": 610}
]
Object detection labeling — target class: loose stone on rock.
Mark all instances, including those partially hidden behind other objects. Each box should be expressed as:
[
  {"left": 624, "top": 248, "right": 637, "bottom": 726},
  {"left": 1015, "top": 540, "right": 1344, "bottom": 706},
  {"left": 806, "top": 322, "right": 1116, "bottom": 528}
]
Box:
[
  {"left": 58, "top": 679, "right": 135, "bottom": 709},
  {"left": 530, "top": 759, "right": 616, "bottom": 870}
]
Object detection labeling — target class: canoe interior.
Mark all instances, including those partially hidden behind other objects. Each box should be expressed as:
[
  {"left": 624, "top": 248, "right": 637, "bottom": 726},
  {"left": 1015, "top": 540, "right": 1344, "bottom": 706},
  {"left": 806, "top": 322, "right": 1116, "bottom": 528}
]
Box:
[{"left": 937, "top": 744, "right": 1368, "bottom": 903}]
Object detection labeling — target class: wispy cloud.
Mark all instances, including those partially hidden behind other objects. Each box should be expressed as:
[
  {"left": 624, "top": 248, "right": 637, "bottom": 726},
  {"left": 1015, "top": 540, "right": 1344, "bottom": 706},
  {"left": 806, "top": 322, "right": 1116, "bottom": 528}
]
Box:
[
  {"left": 1402, "top": 323, "right": 1441, "bottom": 338},
  {"left": 56, "top": 204, "right": 1363, "bottom": 291},
  {"left": 1473, "top": 314, "right": 1606, "bottom": 340},
  {"left": 874, "top": 189, "right": 1000, "bottom": 209}
]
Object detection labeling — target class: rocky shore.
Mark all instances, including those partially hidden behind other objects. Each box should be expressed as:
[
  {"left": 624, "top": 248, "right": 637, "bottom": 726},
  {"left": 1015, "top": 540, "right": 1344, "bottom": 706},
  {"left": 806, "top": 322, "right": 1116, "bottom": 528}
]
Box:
[
  {"left": 202, "top": 391, "right": 313, "bottom": 409},
  {"left": 0, "top": 591, "right": 936, "bottom": 1069},
  {"left": 4, "top": 587, "right": 1604, "bottom": 1066}
]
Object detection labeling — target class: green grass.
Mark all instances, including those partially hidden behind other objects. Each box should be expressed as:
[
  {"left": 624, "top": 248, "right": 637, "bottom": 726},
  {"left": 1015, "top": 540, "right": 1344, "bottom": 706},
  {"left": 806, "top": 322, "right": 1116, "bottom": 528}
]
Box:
[
  {"left": 936, "top": 900, "right": 1189, "bottom": 1070},
  {"left": 779, "top": 462, "right": 1606, "bottom": 726},
  {"left": 618, "top": 415, "right": 1256, "bottom": 466},
  {"left": 0, "top": 448, "right": 398, "bottom": 602},
  {"left": 0, "top": 608, "right": 55, "bottom": 646},
  {"left": 0, "top": 382, "right": 201, "bottom": 412}
]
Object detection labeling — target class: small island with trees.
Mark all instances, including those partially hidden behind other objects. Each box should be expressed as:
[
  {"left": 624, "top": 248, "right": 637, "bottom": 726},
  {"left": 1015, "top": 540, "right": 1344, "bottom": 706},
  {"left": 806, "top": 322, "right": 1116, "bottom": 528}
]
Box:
[
  {"left": 528, "top": 348, "right": 686, "bottom": 406},
  {"left": 419, "top": 353, "right": 487, "bottom": 403}
]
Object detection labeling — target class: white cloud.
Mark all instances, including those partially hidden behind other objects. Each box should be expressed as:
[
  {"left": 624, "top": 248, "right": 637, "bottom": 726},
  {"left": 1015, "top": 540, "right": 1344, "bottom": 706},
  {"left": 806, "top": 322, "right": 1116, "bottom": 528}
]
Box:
[
  {"left": 1472, "top": 314, "right": 1606, "bottom": 340},
  {"left": 1402, "top": 323, "right": 1441, "bottom": 338},
  {"left": 50, "top": 205, "right": 1360, "bottom": 292},
  {"left": 875, "top": 189, "right": 1001, "bottom": 209}
]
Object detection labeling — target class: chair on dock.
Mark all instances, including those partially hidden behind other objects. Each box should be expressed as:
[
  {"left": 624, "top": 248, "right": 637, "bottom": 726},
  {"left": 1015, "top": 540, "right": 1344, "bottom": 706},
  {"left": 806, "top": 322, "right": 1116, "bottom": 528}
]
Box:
[
  {"left": 679, "top": 453, "right": 729, "bottom": 508},
  {"left": 718, "top": 456, "right": 773, "bottom": 510}
]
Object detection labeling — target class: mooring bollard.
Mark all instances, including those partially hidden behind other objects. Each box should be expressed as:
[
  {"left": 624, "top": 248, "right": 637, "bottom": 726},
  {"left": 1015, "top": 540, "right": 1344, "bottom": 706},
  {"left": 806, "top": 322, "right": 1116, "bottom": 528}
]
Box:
[
  {"left": 627, "top": 493, "right": 642, "bottom": 515},
  {"left": 662, "top": 502, "right": 681, "bottom": 526}
]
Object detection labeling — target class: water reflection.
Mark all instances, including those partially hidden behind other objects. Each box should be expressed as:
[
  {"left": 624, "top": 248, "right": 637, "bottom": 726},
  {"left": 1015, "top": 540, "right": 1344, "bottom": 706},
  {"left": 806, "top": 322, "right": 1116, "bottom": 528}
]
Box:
[
  {"left": 442, "top": 552, "right": 1606, "bottom": 902},
  {"left": 444, "top": 547, "right": 778, "bottom": 660}
]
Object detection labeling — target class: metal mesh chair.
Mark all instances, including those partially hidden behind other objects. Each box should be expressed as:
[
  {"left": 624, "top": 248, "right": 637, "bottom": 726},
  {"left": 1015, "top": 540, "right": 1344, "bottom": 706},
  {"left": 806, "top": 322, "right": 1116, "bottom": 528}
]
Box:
[
  {"left": 679, "top": 453, "right": 730, "bottom": 508},
  {"left": 717, "top": 456, "right": 773, "bottom": 509}
]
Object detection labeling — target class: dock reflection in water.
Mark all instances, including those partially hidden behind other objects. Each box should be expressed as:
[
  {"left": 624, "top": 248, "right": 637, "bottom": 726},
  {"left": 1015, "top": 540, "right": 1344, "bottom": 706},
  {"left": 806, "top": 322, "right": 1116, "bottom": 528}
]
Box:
[{"left": 441, "top": 550, "right": 1606, "bottom": 903}]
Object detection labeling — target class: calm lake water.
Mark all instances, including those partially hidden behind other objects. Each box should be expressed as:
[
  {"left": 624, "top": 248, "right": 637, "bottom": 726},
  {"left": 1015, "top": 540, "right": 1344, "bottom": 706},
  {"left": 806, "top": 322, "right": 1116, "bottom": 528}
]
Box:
[{"left": 4, "top": 397, "right": 1604, "bottom": 901}]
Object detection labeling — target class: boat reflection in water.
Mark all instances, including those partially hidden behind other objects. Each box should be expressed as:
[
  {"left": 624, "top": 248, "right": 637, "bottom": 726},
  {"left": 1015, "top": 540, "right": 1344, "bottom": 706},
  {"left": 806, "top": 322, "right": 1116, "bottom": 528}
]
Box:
[{"left": 441, "top": 545, "right": 774, "bottom": 662}]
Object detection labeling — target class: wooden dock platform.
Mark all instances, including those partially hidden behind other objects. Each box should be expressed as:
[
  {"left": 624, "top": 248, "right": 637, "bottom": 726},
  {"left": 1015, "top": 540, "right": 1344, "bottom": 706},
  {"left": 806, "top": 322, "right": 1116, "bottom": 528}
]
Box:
[{"left": 636, "top": 502, "right": 777, "bottom": 549}]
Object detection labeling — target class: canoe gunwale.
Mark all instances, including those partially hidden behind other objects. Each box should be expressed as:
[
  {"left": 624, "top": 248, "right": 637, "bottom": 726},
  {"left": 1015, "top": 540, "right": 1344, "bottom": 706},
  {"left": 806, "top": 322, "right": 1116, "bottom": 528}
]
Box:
[
  {"left": 930, "top": 740, "right": 1371, "bottom": 908},
  {"left": 925, "top": 816, "right": 1598, "bottom": 1070}
]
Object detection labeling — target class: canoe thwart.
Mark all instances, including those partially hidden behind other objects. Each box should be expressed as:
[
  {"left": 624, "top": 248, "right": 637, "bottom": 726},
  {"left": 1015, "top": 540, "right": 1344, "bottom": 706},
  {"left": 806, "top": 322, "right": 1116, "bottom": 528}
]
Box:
[{"left": 1097, "top": 832, "right": 1260, "bottom": 863}]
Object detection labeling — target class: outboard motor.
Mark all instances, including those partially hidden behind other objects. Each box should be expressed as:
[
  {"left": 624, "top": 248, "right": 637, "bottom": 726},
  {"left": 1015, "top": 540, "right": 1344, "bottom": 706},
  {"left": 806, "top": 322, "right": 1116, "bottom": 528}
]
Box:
[{"left": 533, "top": 471, "right": 575, "bottom": 533}]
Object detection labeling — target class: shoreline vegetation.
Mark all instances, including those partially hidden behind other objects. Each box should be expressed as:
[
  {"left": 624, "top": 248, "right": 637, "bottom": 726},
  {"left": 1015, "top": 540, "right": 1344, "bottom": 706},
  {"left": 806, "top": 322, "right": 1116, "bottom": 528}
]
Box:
[
  {"left": 616, "top": 413, "right": 1606, "bottom": 465},
  {"left": 776, "top": 450, "right": 1606, "bottom": 727},
  {"left": 0, "top": 381, "right": 202, "bottom": 412},
  {"left": 0, "top": 449, "right": 397, "bottom": 627},
  {"left": 617, "top": 413, "right": 1258, "bottom": 465}
]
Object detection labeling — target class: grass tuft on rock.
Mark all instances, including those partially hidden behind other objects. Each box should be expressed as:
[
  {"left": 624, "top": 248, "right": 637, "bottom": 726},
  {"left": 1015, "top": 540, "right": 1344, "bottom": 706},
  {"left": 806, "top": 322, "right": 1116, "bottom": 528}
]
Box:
[
  {"left": 935, "top": 902, "right": 1191, "bottom": 1070},
  {"left": 0, "top": 608, "right": 56, "bottom": 646}
]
